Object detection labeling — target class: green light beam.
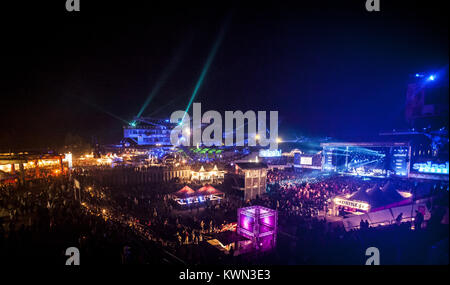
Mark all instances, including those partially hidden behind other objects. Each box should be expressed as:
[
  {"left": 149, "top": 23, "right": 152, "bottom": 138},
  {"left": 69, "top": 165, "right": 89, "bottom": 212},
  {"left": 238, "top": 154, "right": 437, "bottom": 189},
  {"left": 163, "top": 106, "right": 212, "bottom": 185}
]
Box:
[
  {"left": 182, "top": 14, "right": 232, "bottom": 121},
  {"left": 74, "top": 95, "right": 130, "bottom": 125},
  {"left": 136, "top": 44, "right": 186, "bottom": 119}
]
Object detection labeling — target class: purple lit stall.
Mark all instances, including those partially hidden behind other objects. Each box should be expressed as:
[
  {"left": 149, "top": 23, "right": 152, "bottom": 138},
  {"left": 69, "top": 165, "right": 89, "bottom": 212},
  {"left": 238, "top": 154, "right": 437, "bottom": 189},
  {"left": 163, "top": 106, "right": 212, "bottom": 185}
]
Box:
[{"left": 237, "top": 206, "right": 277, "bottom": 250}]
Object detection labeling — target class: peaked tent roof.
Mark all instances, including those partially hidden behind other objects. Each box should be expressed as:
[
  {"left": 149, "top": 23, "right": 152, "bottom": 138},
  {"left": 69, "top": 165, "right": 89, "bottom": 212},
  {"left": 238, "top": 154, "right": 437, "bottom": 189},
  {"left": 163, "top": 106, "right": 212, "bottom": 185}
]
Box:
[
  {"left": 197, "top": 185, "right": 223, "bottom": 195},
  {"left": 348, "top": 186, "right": 372, "bottom": 202},
  {"left": 173, "top": 186, "right": 196, "bottom": 198},
  {"left": 345, "top": 182, "right": 409, "bottom": 209},
  {"left": 366, "top": 185, "right": 389, "bottom": 208},
  {"left": 380, "top": 181, "right": 407, "bottom": 204}
]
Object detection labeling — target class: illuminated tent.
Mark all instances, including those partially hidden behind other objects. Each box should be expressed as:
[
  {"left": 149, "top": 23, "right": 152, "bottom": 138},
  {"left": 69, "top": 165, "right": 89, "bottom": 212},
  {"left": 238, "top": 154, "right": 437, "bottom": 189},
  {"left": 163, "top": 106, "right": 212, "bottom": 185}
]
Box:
[
  {"left": 197, "top": 185, "right": 223, "bottom": 196},
  {"left": 369, "top": 181, "right": 411, "bottom": 211},
  {"left": 172, "top": 186, "right": 198, "bottom": 206},
  {"left": 338, "top": 182, "right": 410, "bottom": 212},
  {"left": 380, "top": 181, "right": 406, "bottom": 204},
  {"left": 173, "top": 186, "right": 196, "bottom": 199},
  {"left": 366, "top": 186, "right": 387, "bottom": 208},
  {"left": 348, "top": 188, "right": 369, "bottom": 201},
  {"left": 191, "top": 165, "right": 225, "bottom": 181},
  {"left": 196, "top": 185, "right": 224, "bottom": 202},
  {"left": 342, "top": 183, "right": 417, "bottom": 230},
  {"left": 347, "top": 186, "right": 372, "bottom": 202},
  {"left": 172, "top": 185, "right": 224, "bottom": 205}
]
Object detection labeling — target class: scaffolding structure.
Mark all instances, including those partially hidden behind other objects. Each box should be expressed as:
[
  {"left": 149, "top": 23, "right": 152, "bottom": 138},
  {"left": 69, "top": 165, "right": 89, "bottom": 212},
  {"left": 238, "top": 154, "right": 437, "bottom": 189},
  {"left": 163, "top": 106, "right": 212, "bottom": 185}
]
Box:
[{"left": 237, "top": 206, "right": 277, "bottom": 248}]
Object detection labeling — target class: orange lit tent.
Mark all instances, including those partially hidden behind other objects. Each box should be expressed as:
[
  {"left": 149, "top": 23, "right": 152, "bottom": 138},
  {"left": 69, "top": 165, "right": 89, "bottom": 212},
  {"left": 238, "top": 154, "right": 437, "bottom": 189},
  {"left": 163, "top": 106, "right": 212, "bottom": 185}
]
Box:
[
  {"left": 196, "top": 185, "right": 224, "bottom": 201},
  {"left": 173, "top": 186, "right": 196, "bottom": 199}
]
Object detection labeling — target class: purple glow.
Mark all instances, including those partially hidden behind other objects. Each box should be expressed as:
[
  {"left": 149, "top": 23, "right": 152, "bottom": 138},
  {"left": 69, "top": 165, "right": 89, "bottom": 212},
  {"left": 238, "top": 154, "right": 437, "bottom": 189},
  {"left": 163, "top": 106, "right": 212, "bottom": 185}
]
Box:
[
  {"left": 240, "top": 215, "right": 253, "bottom": 231},
  {"left": 237, "top": 206, "right": 278, "bottom": 247},
  {"left": 262, "top": 216, "right": 272, "bottom": 226}
]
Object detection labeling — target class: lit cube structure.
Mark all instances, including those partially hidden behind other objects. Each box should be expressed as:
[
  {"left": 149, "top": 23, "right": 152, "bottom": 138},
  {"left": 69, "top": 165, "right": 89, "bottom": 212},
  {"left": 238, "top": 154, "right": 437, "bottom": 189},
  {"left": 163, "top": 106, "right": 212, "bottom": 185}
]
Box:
[{"left": 237, "top": 206, "right": 277, "bottom": 247}]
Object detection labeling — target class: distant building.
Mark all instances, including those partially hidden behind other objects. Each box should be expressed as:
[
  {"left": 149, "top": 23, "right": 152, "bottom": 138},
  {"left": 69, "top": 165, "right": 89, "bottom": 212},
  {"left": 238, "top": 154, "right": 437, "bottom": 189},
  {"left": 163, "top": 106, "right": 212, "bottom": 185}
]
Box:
[
  {"left": 0, "top": 152, "right": 66, "bottom": 184},
  {"left": 226, "top": 162, "right": 268, "bottom": 200},
  {"left": 191, "top": 165, "right": 225, "bottom": 182},
  {"left": 122, "top": 118, "right": 175, "bottom": 146},
  {"left": 94, "top": 165, "right": 191, "bottom": 186}
]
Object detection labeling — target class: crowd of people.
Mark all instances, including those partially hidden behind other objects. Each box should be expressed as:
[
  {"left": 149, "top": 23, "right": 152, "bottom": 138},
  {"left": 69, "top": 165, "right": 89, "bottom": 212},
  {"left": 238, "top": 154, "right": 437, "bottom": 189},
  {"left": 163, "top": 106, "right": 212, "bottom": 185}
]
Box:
[
  {"left": 0, "top": 166, "right": 448, "bottom": 265},
  {"left": 260, "top": 169, "right": 448, "bottom": 264},
  {"left": 266, "top": 170, "right": 367, "bottom": 218},
  {"left": 0, "top": 176, "right": 182, "bottom": 264}
]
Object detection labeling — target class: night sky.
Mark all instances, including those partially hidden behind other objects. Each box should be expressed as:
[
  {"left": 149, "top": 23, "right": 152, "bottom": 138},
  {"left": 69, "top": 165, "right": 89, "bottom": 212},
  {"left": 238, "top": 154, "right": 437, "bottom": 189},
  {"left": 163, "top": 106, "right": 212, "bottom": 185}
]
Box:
[{"left": 1, "top": 0, "right": 448, "bottom": 150}]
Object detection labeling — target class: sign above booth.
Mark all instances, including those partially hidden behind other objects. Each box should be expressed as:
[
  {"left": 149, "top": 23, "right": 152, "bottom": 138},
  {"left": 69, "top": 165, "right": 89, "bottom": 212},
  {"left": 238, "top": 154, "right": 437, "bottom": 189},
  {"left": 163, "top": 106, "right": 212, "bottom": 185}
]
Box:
[
  {"left": 259, "top": 149, "right": 282, "bottom": 157},
  {"left": 334, "top": 198, "right": 370, "bottom": 211}
]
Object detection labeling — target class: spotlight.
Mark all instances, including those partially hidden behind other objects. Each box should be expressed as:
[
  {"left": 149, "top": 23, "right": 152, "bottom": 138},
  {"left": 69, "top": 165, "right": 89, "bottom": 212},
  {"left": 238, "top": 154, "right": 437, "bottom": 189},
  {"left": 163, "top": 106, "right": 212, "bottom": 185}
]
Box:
[{"left": 428, "top": 75, "right": 436, "bottom": 81}]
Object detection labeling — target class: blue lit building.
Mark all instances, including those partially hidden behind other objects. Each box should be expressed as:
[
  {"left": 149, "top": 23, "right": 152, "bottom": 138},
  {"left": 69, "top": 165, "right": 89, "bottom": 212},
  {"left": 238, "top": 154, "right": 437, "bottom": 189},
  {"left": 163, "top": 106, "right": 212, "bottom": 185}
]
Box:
[
  {"left": 319, "top": 70, "right": 449, "bottom": 181},
  {"left": 122, "top": 117, "right": 175, "bottom": 146},
  {"left": 379, "top": 130, "right": 449, "bottom": 181}
]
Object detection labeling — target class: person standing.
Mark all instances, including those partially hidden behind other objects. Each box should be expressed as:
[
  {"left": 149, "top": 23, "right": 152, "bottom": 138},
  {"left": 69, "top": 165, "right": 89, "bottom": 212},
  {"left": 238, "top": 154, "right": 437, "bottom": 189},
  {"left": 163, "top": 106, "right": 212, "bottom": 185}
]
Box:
[
  {"left": 414, "top": 210, "right": 424, "bottom": 231},
  {"left": 200, "top": 220, "right": 205, "bottom": 233},
  {"left": 395, "top": 213, "right": 403, "bottom": 226}
]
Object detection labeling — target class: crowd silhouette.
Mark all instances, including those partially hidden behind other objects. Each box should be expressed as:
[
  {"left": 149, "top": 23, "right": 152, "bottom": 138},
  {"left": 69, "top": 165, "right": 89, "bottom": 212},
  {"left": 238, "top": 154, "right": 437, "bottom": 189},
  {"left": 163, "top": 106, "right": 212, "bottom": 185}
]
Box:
[{"left": 0, "top": 168, "right": 448, "bottom": 265}]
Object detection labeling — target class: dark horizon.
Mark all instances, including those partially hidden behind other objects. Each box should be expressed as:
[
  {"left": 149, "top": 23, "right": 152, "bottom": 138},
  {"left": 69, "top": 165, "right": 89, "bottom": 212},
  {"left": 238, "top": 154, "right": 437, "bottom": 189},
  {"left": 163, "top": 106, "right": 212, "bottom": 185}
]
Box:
[{"left": 1, "top": 0, "right": 448, "bottom": 151}]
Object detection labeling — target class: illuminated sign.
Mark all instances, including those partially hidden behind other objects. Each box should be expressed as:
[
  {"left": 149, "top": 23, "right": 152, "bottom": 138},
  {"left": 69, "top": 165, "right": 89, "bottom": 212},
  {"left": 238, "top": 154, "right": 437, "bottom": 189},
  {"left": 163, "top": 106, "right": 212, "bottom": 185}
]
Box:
[
  {"left": 300, "top": 156, "right": 313, "bottom": 165},
  {"left": 412, "top": 161, "right": 449, "bottom": 175},
  {"left": 334, "top": 198, "right": 370, "bottom": 211},
  {"left": 64, "top": 153, "right": 73, "bottom": 169},
  {"left": 259, "top": 149, "right": 281, "bottom": 157}
]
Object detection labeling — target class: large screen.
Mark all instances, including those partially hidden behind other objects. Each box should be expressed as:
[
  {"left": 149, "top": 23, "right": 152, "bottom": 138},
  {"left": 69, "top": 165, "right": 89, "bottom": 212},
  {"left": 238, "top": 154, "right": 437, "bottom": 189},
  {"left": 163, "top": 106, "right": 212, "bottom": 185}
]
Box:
[
  {"left": 322, "top": 145, "right": 409, "bottom": 177},
  {"left": 294, "top": 154, "right": 322, "bottom": 169},
  {"left": 300, "top": 156, "right": 313, "bottom": 165}
]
